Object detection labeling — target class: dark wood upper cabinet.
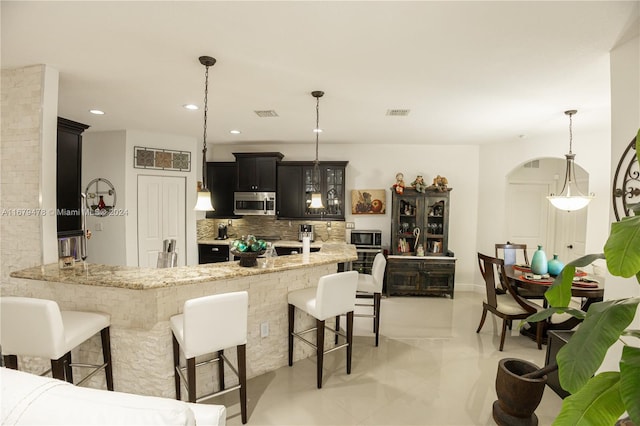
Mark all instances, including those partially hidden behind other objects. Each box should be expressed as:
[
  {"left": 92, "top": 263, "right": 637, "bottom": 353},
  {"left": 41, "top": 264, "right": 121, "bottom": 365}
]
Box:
[
  {"left": 276, "top": 163, "right": 303, "bottom": 218},
  {"left": 276, "top": 161, "right": 347, "bottom": 220},
  {"left": 233, "top": 152, "right": 284, "bottom": 192},
  {"left": 205, "top": 162, "right": 240, "bottom": 218},
  {"left": 57, "top": 117, "right": 89, "bottom": 237}
]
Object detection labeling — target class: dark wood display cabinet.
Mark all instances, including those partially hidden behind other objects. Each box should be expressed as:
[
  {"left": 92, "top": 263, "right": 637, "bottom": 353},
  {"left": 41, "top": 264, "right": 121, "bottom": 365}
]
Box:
[
  {"left": 386, "top": 187, "right": 456, "bottom": 298},
  {"left": 276, "top": 161, "right": 347, "bottom": 220},
  {"left": 233, "top": 152, "right": 283, "bottom": 192}
]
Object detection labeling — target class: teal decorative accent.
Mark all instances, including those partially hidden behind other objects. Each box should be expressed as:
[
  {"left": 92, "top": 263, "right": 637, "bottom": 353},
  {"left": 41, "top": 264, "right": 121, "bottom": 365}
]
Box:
[
  {"left": 531, "top": 245, "right": 548, "bottom": 275},
  {"left": 547, "top": 254, "right": 564, "bottom": 276}
]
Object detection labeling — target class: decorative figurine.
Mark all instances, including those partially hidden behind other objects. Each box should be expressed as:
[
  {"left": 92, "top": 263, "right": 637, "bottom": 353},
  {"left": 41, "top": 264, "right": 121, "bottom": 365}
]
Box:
[
  {"left": 411, "top": 175, "right": 427, "bottom": 193},
  {"left": 428, "top": 175, "right": 449, "bottom": 192},
  {"left": 393, "top": 172, "right": 405, "bottom": 194}
]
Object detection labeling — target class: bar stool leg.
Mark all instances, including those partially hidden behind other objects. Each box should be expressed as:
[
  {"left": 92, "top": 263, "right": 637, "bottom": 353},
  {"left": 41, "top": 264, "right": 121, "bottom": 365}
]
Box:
[
  {"left": 187, "top": 357, "right": 196, "bottom": 403},
  {"left": 374, "top": 293, "right": 381, "bottom": 347},
  {"left": 346, "top": 311, "right": 354, "bottom": 374},
  {"left": 63, "top": 352, "right": 73, "bottom": 383},
  {"left": 4, "top": 355, "right": 17, "bottom": 370},
  {"left": 316, "top": 318, "right": 325, "bottom": 389},
  {"left": 288, "top": 304, "right": 295, "bottom": 367},
  {"left": 51, "top": 356, "right": 66, "bottom": 381},
  {"left": 217, "top": 350, "right": 225, "bottom": 391},
  {"left": 334, "top": 315, "right": 340, "bottom": 344},
  {"left": 237, "top": 344, "right": 247, "bottom": 424},
  {"left": 100, "top": 327, "right": 114, "bottom": 390},
  {"left": 172, "top": 334, "right": 181, "bottom": 400}
]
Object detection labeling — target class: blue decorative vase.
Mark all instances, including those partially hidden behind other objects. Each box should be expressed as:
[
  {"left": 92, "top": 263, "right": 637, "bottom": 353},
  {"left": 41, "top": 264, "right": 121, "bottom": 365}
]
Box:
[
  {"left": 531, "top": 245, "right": 548, "bottom": 275},
  {"left": 547, "top": 254, "right": 564, "bottom": 276}
]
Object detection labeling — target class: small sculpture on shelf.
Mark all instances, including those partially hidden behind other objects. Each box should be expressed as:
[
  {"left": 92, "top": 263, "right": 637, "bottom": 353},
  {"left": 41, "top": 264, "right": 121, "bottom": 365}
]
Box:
[
  {"left": 428, "top": 175, "right": 449, "bottom": 192},
  {"left": 411, "top": 175, "right": 427, "bottom": 193},
  {"left": 393, "top": 172, "right": 405, "bottom": 194}
]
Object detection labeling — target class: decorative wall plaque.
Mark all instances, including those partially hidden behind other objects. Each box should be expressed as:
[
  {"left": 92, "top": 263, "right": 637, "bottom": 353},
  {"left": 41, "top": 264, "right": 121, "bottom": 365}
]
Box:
[{"left": 134, "top": 146, "right": 191, "bottom": 172}]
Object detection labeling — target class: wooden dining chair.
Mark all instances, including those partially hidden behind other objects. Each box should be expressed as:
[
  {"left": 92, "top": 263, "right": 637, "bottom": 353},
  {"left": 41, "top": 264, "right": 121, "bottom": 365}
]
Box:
[
  {"left": 495, "top": 242, "right": 529, "bottom": 268},
  {"left": 495, "top": 242, "right": 543, "bottom": 299},
  {"left": 476, "top": 253, "right": 544, "bottom": 351}
]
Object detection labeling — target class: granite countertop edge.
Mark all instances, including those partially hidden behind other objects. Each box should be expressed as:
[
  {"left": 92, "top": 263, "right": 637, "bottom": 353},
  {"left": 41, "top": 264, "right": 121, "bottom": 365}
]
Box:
[{"left": 10, "top": 244, "right": 357, "bottom": 290}]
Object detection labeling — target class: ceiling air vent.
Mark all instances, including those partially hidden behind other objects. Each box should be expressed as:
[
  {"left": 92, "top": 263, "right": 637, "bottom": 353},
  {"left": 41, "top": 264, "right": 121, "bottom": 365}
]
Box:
[
  {"left": 386, "top": 109, "right": 410, "bottom": 116},
  {"left": 254, "top": 110, "right": 279, "bottom": 118}
]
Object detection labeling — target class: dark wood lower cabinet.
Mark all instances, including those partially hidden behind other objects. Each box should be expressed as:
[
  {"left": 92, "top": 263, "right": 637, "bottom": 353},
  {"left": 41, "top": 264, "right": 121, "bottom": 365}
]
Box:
[
  {"left": 198, "top": 244, "right": 230, "bottom": 263},
  {"left": 386, "top": 256, "right": 455, "bottom": 298}
]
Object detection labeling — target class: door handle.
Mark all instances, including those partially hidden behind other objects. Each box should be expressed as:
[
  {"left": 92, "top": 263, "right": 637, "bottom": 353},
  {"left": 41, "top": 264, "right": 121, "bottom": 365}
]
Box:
[{"left": 567, "top": 244, "right": 574, "bottom": 249}]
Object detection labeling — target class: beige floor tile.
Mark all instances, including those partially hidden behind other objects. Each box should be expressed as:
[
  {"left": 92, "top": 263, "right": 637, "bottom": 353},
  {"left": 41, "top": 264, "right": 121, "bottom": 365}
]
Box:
[{"left": 211, "top": 292, "right": 564, "bottom": 425}]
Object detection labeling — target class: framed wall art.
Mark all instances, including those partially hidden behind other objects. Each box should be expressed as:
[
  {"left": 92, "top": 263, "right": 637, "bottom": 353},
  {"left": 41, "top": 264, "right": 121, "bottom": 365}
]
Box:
[
  {"left": 351, "top": 189, "right": 386, "bottom": 214},
  {"left": 134, "top": 146, "right": 191, "bottom": 172}
]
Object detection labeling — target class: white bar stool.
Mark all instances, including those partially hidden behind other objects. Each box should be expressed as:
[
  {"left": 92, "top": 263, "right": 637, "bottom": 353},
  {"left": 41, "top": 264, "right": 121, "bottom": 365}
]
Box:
[
  {"left": 0, "top": 296, "right": 113, "bottom": 389},
  {"left": 339, "top": 252, "right": 386, "bottom": 346},
  {"left": 287, "top": 270, "right": 358, "bottom": 389},
  {"left": 170, "top": 291, "right": 248, "bottom": 424}
]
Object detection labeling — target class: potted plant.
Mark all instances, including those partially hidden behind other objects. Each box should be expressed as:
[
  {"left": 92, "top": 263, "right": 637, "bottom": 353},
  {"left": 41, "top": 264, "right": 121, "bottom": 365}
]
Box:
[{"left": 528, "top": 130, "right": 640, "bottom": 425}]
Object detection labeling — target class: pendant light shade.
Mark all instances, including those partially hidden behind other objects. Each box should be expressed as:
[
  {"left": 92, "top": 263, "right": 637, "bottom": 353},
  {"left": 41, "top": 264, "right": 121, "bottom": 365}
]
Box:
[
  {"left": 547, "top": 110, "right": 594, "bottom": 212},
  {"left": 194, "top": 56, "right": 216, "bottom": 212},
  {"left": 310, "top": 90, "right": 325, "bottom": 210}
]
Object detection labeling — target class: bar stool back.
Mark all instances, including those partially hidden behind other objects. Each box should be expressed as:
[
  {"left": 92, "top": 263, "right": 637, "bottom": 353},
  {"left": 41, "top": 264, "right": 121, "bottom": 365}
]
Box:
[
  {"left": 354, "top": 253, "right": 386, "bottom": 346},
  {"left": 287, "top": 270, "right": 358, "bottom": 388},
  {"left": 0, "top": 296, "right": 113, "bottom": 389},
  {"left": 170, "top": 291, "right": 248, "bottom": 424}
]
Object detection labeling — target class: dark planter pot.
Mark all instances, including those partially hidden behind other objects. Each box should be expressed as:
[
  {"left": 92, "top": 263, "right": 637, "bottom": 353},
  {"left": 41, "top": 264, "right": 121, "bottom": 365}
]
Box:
[{"left": 494, "top": 358, "right": 548, "bottom": 426}]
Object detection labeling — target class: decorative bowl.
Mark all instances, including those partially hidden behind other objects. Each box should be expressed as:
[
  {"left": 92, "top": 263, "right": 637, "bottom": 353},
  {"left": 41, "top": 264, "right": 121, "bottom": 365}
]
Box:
[{"left": 231, "top": 248, "right": 266, "bottom": 267}]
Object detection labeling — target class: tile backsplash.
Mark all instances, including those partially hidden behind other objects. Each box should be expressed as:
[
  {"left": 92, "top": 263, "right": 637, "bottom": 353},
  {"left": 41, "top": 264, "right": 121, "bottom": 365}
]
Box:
[{"left": 197, "top": 217, "right": 346, "bottom": 243}]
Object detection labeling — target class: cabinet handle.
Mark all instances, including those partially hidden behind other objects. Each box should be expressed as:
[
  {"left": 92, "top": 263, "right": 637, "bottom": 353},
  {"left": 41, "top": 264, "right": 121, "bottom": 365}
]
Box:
[{"left": 211, "top": 247, "right": 219, "bottom": 252}]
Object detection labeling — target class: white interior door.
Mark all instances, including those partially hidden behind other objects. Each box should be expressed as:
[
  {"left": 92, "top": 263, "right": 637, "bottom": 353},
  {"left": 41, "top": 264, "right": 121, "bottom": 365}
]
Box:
[
  {"left": 506, "top": 182, "right": 554, "bottom": 255},
  {"left": 138, "top": 175, "right": 186, "bottom": 267},
  {"left": 554, "top": 208, "right": 587, "bottom": 262}
]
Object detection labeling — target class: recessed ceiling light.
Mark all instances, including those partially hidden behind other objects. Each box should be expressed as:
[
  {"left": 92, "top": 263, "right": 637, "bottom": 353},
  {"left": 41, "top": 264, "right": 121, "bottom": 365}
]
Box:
[
  {"left": 230, "top": 130, "right": 241, "bottom": 134},
  {"left": 183, "top": 104, "right": 199, "bottom": 110},
  {"left": 89, "top": 109, "right": 105, "bottom": 115}
]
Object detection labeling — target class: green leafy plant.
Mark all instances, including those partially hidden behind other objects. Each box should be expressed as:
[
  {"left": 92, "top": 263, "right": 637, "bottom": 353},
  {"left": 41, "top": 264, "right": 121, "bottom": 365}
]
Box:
[{"left": 528, "top": 129, "right": 640, "bottom": 425}]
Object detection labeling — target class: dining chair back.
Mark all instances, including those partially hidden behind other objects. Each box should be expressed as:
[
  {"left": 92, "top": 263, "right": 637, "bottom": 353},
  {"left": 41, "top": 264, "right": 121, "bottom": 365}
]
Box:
[{"left": 476, "top": 253, "right": 544, "bottom": 351}]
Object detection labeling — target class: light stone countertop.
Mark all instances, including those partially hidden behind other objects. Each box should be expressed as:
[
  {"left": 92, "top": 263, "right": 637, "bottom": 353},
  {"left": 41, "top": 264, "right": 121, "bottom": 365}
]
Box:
[{"left": 10, "top": 243, "right": 357, "bottom": 291}]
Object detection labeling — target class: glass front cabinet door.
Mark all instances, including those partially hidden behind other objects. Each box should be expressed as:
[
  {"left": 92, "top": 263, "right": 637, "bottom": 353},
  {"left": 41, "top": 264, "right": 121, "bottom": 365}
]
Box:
[{"left": 303, "top": 161, "right": 347, "bottom": 219}]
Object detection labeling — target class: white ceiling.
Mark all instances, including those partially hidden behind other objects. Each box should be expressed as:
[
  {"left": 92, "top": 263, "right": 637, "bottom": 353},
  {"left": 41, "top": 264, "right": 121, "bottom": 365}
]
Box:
[{"left": 2, "top": 1, "right": 638, "bottom": 147}]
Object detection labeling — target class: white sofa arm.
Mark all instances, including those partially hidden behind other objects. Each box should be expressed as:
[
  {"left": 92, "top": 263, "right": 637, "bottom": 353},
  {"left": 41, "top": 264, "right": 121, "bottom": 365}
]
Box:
[{"left": 1, "top": 367, "right": 225, "bottom": 425}]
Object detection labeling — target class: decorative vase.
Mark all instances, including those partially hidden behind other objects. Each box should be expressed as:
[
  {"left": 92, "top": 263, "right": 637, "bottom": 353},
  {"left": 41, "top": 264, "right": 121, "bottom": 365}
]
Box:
[
  {"left": 531, "top": 245, "right": 548, "bottom": 275},
  {"left": 547, "top": 254, "right": 564, "bottom": 276},
  {"left": 493, "top": 358, "right": 548, "bottom": 426}
]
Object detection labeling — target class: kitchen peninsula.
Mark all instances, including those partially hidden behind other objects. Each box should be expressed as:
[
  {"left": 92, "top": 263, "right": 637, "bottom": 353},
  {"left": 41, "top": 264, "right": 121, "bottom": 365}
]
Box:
[{"left": 8, "top": 243, "right": 357, "bottom": 398}]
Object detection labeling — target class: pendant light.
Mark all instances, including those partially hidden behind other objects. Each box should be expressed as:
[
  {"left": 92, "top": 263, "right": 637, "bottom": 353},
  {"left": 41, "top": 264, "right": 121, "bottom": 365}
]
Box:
[
  {"left": 547, "top": 110, "right": 594, "bottom": 211},
  {"left": 194, "top": 56, "right": 216, "bottom": 211},
  {"left": 309, "top": 90, "right": 325, "bottom": 209}
]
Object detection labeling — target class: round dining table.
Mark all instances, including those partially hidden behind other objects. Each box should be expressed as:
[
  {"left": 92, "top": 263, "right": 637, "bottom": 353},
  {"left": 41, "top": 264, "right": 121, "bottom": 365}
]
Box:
[{"left": 504, "top": 265, "right": 604, "bottom": 332}]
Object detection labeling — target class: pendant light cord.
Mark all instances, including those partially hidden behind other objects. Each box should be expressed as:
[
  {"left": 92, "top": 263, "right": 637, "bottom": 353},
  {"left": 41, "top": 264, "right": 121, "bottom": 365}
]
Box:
[
  {"left": 201, "top": 63, "right": 210, "bottom": 190},
  {"left": 568, "top": 111, "right": 573, "bottom": 155},
  {"left": 315, "top": 95, "right": 320, "bottom": 165}
]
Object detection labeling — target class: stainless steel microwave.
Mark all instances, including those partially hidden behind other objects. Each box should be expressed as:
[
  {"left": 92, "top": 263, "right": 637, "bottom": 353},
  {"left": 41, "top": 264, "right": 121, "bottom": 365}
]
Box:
[
  {"left": 350, "top": 230, "right": 382, "bottom": 248},
  {"left": 233, "top": 192, "right": 276, "bottom": 215}
]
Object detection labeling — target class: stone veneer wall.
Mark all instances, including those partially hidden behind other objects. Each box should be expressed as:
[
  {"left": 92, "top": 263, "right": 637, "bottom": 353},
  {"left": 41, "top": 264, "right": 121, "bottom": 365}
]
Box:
[
  {"left": 197, "top": 216, "right": 347, "bottom": 243},
  {"left": 1, "top": 66, "right": 45, "bottom": 285}
]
